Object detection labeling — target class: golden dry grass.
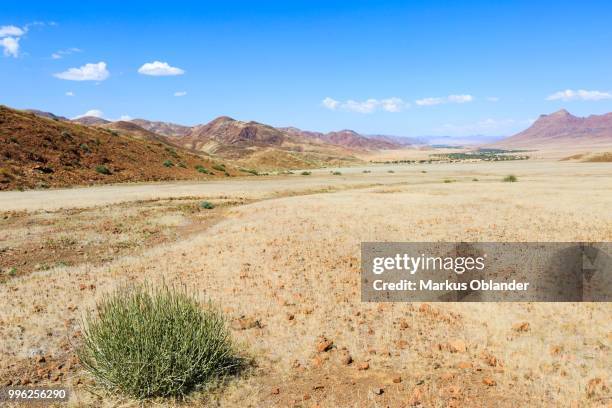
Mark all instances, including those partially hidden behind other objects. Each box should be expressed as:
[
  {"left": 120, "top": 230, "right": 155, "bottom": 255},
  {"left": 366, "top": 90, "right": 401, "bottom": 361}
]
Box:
[{"left": 0, "top": 160, "right": 610, "bottom": 407}]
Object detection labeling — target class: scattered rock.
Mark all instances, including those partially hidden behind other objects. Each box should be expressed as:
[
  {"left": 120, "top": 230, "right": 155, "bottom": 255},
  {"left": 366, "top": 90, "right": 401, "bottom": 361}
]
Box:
[
  {"left": 392, "top": 375, "right": 402, "bottom": 383},
  {"left": 586, "top": 377, "right": 608, "bottom": 398},
  {"left": 271, "top": 387, "right": 280, "bottom": 395},
  {"left": 339, "top": 351, "right": 353, "bottom": 365},
  {"left": 357, "top": 362, "right": 370, "bottom": 370},
  {"left": 371, "top": 387, "right": 384, "bottom": 395},
  {"left": 456, "top": 361, "right": 472, "bottom": 369},
  {"left": 448, "top": 339, "right": 467, "bottom": 353},
  {"left": 231, "top": 316, "right": 261, "bottom": 330},
  {"left": 482, "top": 378, "right": 496, "bottom": 386},
  {"left": 316, "top": 337, "right": 333, "bottom": 353},
  {"left": 512, "top": 322, "right": 530, "bottom": 332}
]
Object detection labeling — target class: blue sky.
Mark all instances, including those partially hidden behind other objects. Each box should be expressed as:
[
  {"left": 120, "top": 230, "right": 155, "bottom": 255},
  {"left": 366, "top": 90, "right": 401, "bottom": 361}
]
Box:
[{"left": 1, "top": 1, "right": 612, "bottom": 138}]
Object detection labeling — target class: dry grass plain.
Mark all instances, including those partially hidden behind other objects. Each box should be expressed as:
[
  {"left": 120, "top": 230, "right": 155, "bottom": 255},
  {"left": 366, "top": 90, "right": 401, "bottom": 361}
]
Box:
[{"left": 0, "top": 160, "right": 611, "bottom": 407}]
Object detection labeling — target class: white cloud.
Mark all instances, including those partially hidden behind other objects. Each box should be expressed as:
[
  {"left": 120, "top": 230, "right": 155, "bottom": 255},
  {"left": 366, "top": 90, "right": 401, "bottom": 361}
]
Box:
[
  {"left": 54, "top": 62, "right": 109, "bottom": 81},
  {"left": 1, "top": 37, "right": 20, "bottom": 57},
  {"left": 119, "top": 115, "right": 132, "bottom": 121},
  {"left": 138, "top": 61, "right": 185, "bottom": 76},
  {"left": 416, "top": 94, "right": 474, "bottom": 106},
  {"left": 322, "top": 97, "right": 409, "bottom": 113},
  {"left": 174, "top": 91, "right": 187, "bottom": 97},
  {"left": 74, "top": 109, "right": 104, "bottom": 119},
  {"left": 546, "top": 89, "right": 612, "bottom": 102},
  {"left": 486, "top": 96, "right": 500, "bottom": 102},
  {"left": 51, "top": 47, "right": 81, "bottom": 59},
  {"left": 65, "top": 91, "right": 75, "bottom": 97},
  {"left": 322, "top": 97, "right": 340, "bottom": 110},
  {"left": 0, "top": 25, "right": 25, "bottom": 37}
]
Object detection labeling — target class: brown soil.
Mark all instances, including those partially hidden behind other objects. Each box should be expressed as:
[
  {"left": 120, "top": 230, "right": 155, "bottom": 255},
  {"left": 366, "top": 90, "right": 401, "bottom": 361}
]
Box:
[{"left": 0, "top": 106, "right": 239, "bottom": 191}]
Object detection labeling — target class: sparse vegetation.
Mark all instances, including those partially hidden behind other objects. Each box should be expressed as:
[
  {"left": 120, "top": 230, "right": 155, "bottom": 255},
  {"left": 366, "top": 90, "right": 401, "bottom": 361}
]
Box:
[
  {"left": 165, "top": 147, "right": 179, "bottom": 158},
  {"left": 362, "top": 170, "right": 371, "bottom": 173},
  {"left": 332, "top": 171, "right": 342, "bottom": 175},
  {"left": 240, "top": 168, "right": 259, "bottom": 175},
  {"left": 212, "top": 164, "right": 226, "bottom": 172},
  {"left": 163, "top": 160, "right": 174, "bottom": 168},
  {"left": 177, "top": 162, "right": 187, "bottom": 168},
  {"left": 503, "top": 174, "right": 518, "bottom": 182},
  {"left": 443, "top": 179, "right": 454, "bottom": 183},
  {"left": 200, "top": 201, "right": 215, "bottom": 209},
  {"left": 387, "top": 170, "right": 395, "bottom": 173},
  {"left": 472, "top": 178, "right": 479, "bottom": 181},
  {"left": 301, "top": 171, "right": 311, "bottom": 176},
  {"left": 95, "top": 165, "right": 111, "bottom": 175},
  {"left": 195, "top": 165, "right": 209, "bottom": 174},
  {"left": 79, "top": 284, "right": 241, "bottom": 399}
]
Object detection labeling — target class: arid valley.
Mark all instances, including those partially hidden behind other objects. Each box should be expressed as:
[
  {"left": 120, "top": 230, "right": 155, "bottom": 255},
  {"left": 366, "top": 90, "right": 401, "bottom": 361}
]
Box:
[{"left": 1, "top": 156, "right": 611, "bottom": 406}]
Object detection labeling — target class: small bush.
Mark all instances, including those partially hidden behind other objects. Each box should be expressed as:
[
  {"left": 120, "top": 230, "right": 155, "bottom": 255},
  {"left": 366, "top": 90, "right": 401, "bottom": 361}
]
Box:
[
  {"left": 80, "top": 143, "right": 91, "bottom": 153},
  {"left": 472, "top": 178, "right": 479, "bottom": 182},
  {"left": 362, "top": 170, "right": 371, "bottom": 173},
  {"left": 177, "top": 162, "right": 187, "bottom": 168},
  {"left": 503, "top": 174, "right": 517, "bottom": 182},
  {"left": 95, "top": 165, "right": 111, "bottom": 175},
  {"left": 165, "top": 147, "right": 179, "bottom": 158},
  {"left": 79, "top": 284, "right": 240, "bottom": 399},
  {"left": 332, "top": 171, "right": 342, "bottom": 175},
  {"left": 200, "top": 201, "right": 215, "bottom": 209},
  {"left": 163, "top": 160, "right": 174, "bottom": 168},
  {"left": 443, "top": 179, "right": 454, "bottom": 183},
  {"left": 195, "top": 165, "right": 209, "bottom": 174},
  {"left": 239, "top": 168, "right": 258, "bottom": 175},
  {"left": 212, "top": 164, "right": 226, "bottom": 172},
  {"left": 301, "top": 171, "right": 311, "bottom": 176},
  {"left": 387, "top": 170, "right": 395, "bottom": 173}
]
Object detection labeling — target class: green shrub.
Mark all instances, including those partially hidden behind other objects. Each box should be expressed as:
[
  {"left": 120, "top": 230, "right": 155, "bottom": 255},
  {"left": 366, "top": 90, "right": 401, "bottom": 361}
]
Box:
[
  {"left": 301, "top": 171, "right": 311, "bottom": 176},
  {"left": 332, "top": 171, "right": 342, "bottom": 175},
  {"left": 95, "top": 165, "right": 111, "bottom": 175},
  {"left": 472, "top": 178, "right": 479, "bottom": 182},
  {"left": 503, "top": 174, "right": 517, "bottom": 182},
  {"left": 195, "top": 165, "right": 209, "bottom": 174},
  {"left": 443, "top": 179, "right": 454, "bottom": 183},
  {"left": 239, "top": 168, "right": 258, "bottom": 175},
  {"left": 163, "top": 160, "right": 174, "bottom": 168},
  {"left": 79, "top": 284, "right": 241, "bottom": 399},
  {"left": 200, "top": 201, "right": 215, "bottom": 209},
  {"left": 212, "top": 164, "right": 225, "bottom": 172},
  {"left": 165, "top": 147, "right": 179, "bottom": 158},
  {"left": 177, "top": 162, "right": 187, "bottom": 168}
]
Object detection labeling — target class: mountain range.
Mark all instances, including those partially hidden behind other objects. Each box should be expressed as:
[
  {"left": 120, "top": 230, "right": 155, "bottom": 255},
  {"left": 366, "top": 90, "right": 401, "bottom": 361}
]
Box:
[
  {"left": 491, "top": 109, "right": 612, "bottom": 149},
  {"left": 3, "top": 105, "right": 612, "bottom": 190}
]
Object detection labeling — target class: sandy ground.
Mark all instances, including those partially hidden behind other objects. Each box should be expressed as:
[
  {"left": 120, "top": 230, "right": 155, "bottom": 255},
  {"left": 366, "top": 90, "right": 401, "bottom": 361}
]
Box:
[{"left": 0, "top": 160, "right": 611, "bottom": 407}]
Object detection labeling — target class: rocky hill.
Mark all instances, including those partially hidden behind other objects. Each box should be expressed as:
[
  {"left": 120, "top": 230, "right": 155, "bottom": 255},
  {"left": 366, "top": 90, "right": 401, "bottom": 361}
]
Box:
[
  {"left": 0, "top": 106, "right": 235, "bottom": 190},
  {"left": 492, "top": 109, "right": 612, "bottom": 149}
]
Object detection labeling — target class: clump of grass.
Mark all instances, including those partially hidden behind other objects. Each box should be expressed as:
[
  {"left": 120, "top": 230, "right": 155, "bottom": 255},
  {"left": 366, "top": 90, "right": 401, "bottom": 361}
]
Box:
[
  {"left": 331, "top": 171, "right": 342, "bottom": 175},
  {"left": 177, "top": 162, "right": 187, "bottom": 168},
  {"left": 95, "top": 165, "right": 111, "bottom": 175},
  {"left": 387, "top": 170, "right": 395, "bottom": 173},
  {"left": 239, "top": 168, "right": 258, "bottom": 175},
  {"left": 301, "top": 171, "right": 311, "bottom": 176},
  {"left": 163, "top": 160, "right": 174, "bottom": 168},
  {"left": 503, "top": 174, "right": 517, "bottom": 182},
  {"left": 443, "top": 179, "right": 454, "bottom": 183},
  {"left": 79, "top": 284, "right": 241, "bottom": 399},
  {"left": 165, "top": 147, "right": 179, "bottom": 158},
  {"left": 212, "top": 164, "right": 226, "bottom": 172},
  {"left": 200, "top": 201, "right": 215, "bottom": 209},
  {"left": 472, "top": 178, "right": 479, "bottom": 182},
  {"left": 362, "top": 170, "right": 371, "bottom": 173},
  {"left": 195, "top": 165, "right": 209, "bottom": 174}
]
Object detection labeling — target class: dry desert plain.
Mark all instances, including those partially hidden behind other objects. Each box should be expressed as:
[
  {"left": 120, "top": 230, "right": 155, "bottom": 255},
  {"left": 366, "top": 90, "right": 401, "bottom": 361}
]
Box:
[{"left": 0, "top": 159, "right": 611, "bottom": 407}]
